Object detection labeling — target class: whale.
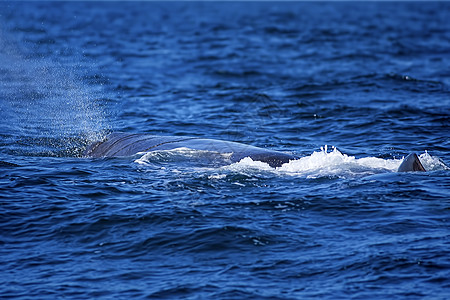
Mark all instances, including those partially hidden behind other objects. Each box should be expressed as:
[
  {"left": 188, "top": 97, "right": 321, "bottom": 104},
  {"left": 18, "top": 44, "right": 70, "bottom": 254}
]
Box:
[{"left": 84, "top": 132, "right": 426, "bottom": 172}]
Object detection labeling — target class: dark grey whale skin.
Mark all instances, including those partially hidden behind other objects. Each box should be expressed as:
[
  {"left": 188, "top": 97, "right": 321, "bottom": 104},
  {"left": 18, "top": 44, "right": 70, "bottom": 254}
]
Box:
[
  {"left": 397, "top": 153, "right": 426, "bottom": 172},
  {"left": 84, "top": 132, "right": 297, "bottom": 168}
]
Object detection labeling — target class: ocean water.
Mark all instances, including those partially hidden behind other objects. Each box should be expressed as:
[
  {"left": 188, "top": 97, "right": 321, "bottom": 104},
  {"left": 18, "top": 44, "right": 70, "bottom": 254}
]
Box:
[{"left": 1, "top": 2, "right": 449, "bottom": 299}]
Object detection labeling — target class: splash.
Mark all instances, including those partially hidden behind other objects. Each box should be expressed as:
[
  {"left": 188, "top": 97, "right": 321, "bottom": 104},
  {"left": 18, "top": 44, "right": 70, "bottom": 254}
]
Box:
[
  {"left": 419, "top": 151, "right": 450, "bottom": 171},
  {"left": 278, "top": 146, "right": 399, "bottom": 177},
  {"left": 222, "top": 146, "right": 400, "bottom": 178}
]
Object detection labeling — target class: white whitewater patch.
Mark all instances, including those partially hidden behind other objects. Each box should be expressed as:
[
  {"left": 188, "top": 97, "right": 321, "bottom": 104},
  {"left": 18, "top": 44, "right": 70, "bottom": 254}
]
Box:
[
  {"left": 419, "top": 151, "right": 449, "bottom": 171},
  {"left": 279, "top": 146, "right": 399, "bottom": 178},
  {"left": 224, "top": 146, "right": 401, "bottom": 178}
]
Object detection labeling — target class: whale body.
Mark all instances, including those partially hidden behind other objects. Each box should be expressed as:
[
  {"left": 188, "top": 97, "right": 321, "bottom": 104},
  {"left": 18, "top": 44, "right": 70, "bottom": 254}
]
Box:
[
  {"left": 85, "top": 132, "right": 297, "bottom": 168},
  {"left": 84, "top": 132, "right": 426, "bottom": 171}
]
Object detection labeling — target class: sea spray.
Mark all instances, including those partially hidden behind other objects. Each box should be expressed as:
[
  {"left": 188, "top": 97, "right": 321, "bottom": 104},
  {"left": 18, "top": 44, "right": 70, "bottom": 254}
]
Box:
[{"left": 0, "top": 23, "right": 110, "bottom": 157}]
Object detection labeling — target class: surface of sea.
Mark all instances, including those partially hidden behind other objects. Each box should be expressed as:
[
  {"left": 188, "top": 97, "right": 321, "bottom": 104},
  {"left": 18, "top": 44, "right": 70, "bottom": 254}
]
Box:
[{"left": 1, "top": 1, "right": 450, "bottom": 299}]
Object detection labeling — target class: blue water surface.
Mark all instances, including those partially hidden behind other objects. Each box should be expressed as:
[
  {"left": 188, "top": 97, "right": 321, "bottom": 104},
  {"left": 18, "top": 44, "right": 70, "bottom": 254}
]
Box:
[{"left": 1, "top": 2, "right": 449, "bottom": 299}]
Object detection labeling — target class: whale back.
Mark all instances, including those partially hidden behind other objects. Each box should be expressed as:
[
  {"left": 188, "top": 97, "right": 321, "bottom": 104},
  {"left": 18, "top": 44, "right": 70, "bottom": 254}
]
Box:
[
  {"left": 85, "top": 133, "right": 296, "bottom": 167},
  {"left": 84, "top": 133, "right": 198, "bottom": 158}
]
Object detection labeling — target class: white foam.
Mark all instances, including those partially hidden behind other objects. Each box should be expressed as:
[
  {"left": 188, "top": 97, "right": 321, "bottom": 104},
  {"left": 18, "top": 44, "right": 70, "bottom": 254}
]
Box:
[
  {"left": 223, "top": 146, "right": 401, "bottom": 178},
  {"left": 281, "top": 147, "right": 399, "bottom": 175},
  {"left": 223, "top": 157, "right": 274, "bottom": 172},
  {"left": 419, "top": 151, "right": 449, "bottom": 171}
]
